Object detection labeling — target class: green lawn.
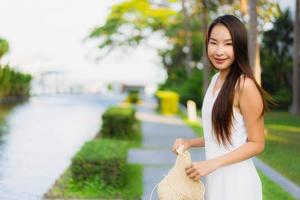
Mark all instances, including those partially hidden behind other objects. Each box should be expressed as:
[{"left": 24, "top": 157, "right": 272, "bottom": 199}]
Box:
[
  {"left": 179, "top": 110, "right": 297, "bottom": 200},
  {"left": 259, "top": 111, "right": 300, "bottom": 186},
  {"left": 259, "top": 169, "right": 295, "bottom": 200}
]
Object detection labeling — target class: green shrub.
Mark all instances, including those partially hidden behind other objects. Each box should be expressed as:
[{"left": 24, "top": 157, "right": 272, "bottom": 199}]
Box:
[
  {"left": 0, "top": 65, "right": 32, "bottom": 98},
  {"left": 127, "top": 90, "right": 140, "bottom": 104},
  {"left": 100, "top": 106, "right": 137, "bottom": 139},
  {"left": 70, "top": 139, "right": 128, "bottom": 188}
]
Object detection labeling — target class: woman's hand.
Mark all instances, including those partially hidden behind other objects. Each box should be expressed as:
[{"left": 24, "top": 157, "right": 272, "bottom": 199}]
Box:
[
  {"left": 172, "top": 138, "right": 191, "bottom": 155},
  {"left": 185, "top": 159, "right": 221, "bottom": 181}
]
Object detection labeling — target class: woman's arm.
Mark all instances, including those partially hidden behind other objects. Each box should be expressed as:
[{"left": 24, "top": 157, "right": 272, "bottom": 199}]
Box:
[
  {"left": 214, "top": 77, "right": 265, "bottom": 167},
  {"left": 185, "top": 77, "right": 265, "bottom": 180},
  {"left": 172, "top": 137, "right": 205, "bottom": 154},
  {"left": 187, "top": 137, "right": 205, "bottom": 148}
]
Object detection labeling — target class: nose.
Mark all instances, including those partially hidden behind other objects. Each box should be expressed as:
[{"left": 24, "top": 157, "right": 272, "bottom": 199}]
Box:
[{"left": 215, "top": 46, "right": 224, "bottom": 56}]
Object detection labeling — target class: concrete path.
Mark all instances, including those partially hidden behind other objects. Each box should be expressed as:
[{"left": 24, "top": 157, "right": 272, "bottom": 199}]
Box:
[
  {"left": 128, "top": 99, "right": 205, "bottom": 200},
  {"left": 128, "top": 98, "right": 300, "bottom": 200}
]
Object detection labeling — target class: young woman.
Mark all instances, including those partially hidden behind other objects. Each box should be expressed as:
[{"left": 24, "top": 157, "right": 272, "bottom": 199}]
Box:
[{"left": 172, "top": 15, "right": 271, "bottom": 200}]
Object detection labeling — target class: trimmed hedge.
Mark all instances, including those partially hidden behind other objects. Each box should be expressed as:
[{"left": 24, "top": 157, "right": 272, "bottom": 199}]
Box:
[
  {"left": 100, "top": 106, "right": 137, "bottom": 139},
  {"left": 156, "top": 90, "right": 179, "bottom": 115},
  {"left": 127, "top": 90, "right": 140, "bottom": 104},
  {"left": 70, "top": 138, "right": 128, "bottom": 188},
  {"left": 0, "top": 65, "right": 32, "bottom": 98}
]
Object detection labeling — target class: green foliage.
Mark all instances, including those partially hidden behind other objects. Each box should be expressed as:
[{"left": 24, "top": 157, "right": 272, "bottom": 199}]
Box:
[
  {"left": 89, "top": 0, "right": 177, "bottom": 53},
  {"left": 89, "top": 0, "right": 282, "bottom": 111},
  {"left": 159, "top": 68, "right": 204, "bottom": 108},
  {"left": 127, "top": 89, "right": 140, "bottom": 104},
  {"left": 88, "top": 0, "right": 205, "bottom": 70},
  {"left": 0, "top": 65, "right": 32, "bottom": 98},
  {"left": 0, "top": 38, "right": 9, "bottom": 60},
  {"left": 71, "top": 139, "right": 128, "bottom": 188},
  {"left": 45, "top": 164, "right": 143, "bottom": 199},
  {"left": 261, "top": 8, "right": 293, "bottom": 110},
  {"left": 46, "top": 105, "right": 143, "bottom": 199},
  {"left": 100, "top": 106, "right": 138, "bottom": 139},
  {"left": 178, "top": 69, "right": 204, "bottom": 107},
  {"left": 256, "top": 0, "right": 281, "bottom": 32}
]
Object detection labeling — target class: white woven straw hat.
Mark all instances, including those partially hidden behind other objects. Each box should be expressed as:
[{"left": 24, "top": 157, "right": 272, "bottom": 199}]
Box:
[{"left": 156, "top": 145, "right": 205, "bottom": 200}]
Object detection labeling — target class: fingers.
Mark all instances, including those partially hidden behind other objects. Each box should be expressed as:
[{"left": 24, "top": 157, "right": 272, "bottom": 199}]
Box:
[
  {"left": 172, "top": 138, "right": 183, "bottom": 154},
  {"left": 185, "top": 165, "right": 194, "bottom": 175},
  {"left": 185, "top": 164, "right": 201, "bottom": 181},
  {"left": 193, "top": 174, "right": 201, "bottom": 181}
]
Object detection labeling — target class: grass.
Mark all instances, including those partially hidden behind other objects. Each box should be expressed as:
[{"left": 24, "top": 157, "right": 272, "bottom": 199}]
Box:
[
  {"left": 259, "top": 169, "right": 295, "bottom": 200},
  {"left": 128, "top": 121, "right": 143, "bottom": 148},
  {"left": 178, "top": 109, "right": 297, "bottom": 200},
  {"left": 259, "top": 111, "right": 300, "bottom": 186},
  {"left": 45, "top": 164, "right": 143, "bottom": 200}
]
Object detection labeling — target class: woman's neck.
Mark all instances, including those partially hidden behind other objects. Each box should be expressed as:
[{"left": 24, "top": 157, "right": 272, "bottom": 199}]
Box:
[{"left": 218, "top": 68, "right": 230, "bottom": 82}]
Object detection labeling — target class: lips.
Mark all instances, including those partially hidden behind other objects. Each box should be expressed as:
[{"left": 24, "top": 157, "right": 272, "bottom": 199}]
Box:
[{"left": 214, "top": 58, "right": 227, "bottom": 64}]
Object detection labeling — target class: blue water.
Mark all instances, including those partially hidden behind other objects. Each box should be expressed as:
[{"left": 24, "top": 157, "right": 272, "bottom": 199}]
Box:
[{"left": 0, "top": 94, "right": 122, "bottom": 200}]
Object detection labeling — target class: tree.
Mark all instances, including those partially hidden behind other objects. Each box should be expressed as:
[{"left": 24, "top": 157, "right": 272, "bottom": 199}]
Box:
[
  {"left": 261, "top": 8, "right": 293, "bottom": 110},
  {"left": 248, "top": 0, "right": 261, "bottom": 85},
  {"left": 291, "top": 0, "right": 300, "bottom": 114},
  {"left": 89, "top": 0, "right": 178, "bottom": 58},
  {"left": 0, "top": 38, "right": 9, "bottom": 61},
  {"left": 88, "top": 0, "right": 279, "bottom": 103},
  {"left": 216, "top": 0, "right": 279, "bottom": 85}
]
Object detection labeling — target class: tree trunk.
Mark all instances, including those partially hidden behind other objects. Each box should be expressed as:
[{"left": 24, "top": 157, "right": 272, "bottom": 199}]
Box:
[
  {"left": 291, "top": 0, "right": 300, "bottom": 115},
  {"left": 200, "top": 0, "right": 211, "bottom": 94},
  {"left": 248, "top": 0, "right": 261, "bottom": 85},
  {"left": 182, "top": 0, "right": 192, "bottom": 75}
]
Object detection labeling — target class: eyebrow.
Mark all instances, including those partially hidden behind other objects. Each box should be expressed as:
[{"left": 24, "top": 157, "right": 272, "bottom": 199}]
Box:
[{"left": 210, "top": 38, "right": 232, "bottom": 42}]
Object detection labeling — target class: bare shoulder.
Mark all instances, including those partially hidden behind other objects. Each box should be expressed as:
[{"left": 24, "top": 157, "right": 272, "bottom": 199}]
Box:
[
  {"left": 238, "top": 77, "right": 263, "bottom": 116},
  {"left": 235, "top": 76, "right": 258, "bottom": 99},
  {"left": 239, "top": 77, "right": 258, "bottom": 93}
]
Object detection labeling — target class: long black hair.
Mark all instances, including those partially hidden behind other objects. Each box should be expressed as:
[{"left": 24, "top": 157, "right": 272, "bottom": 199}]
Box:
[{"left": 205, "top": 15, "right": 271, "bottom": 147}]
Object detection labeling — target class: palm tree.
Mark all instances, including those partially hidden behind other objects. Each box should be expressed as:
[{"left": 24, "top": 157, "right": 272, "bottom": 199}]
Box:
[
  {"left": 198, "top": 0, "right": 211, "bottom": 93},
  {"left": 291, "top": 0, "right": 300, "bottom": 115},
  {"left": 248, "top": 0, "right": 262, "bottom": 85}
]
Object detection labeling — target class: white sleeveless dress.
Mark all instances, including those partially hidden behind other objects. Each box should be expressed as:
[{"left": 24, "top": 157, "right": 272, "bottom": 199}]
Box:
[{"left": 201, "top": 72, "right": 262, "bottom": 200}]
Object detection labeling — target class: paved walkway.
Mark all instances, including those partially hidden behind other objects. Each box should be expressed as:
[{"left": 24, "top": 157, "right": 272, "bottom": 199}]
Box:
[{"left": 128, "top": 98, "right": 300, "bottom": 200}]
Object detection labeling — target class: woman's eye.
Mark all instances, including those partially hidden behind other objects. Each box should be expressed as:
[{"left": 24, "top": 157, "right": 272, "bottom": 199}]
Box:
[
  {"left": 225, "top": 43, "right": 232, "bottom": 46},
  {"left": 210, "top": 42, "right": 217, "bottom": 45}
]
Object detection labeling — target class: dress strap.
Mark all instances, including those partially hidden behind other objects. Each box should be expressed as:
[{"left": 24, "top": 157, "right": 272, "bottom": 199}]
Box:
[{"left": 235, "top": 74, "right": 246, "bottom": 91}]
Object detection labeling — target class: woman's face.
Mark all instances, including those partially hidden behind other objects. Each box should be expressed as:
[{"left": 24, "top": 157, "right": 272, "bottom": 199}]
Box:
[{"left": 207, "top": 24, "right": 234, "bottom": 71}]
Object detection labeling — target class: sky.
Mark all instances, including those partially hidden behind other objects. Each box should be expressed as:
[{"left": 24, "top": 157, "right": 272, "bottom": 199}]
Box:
[
  {"left": 0, "top": 0, "right": 166, "bottom": 86},
  {"left": 0, "top": 0, "right": 295, "bottom": 87}
]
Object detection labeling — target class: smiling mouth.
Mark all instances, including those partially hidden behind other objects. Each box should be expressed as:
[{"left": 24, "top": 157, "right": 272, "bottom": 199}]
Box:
[{"left": 214, "top": 58, "right": 227, "bottom": 64}]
